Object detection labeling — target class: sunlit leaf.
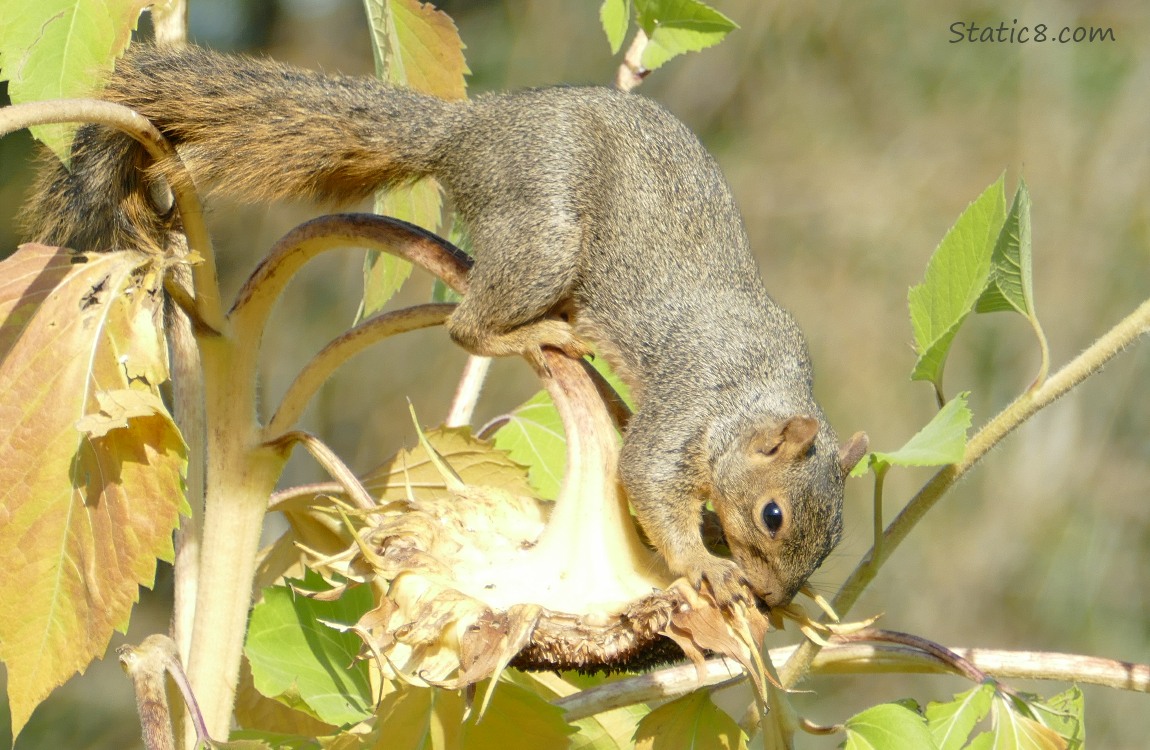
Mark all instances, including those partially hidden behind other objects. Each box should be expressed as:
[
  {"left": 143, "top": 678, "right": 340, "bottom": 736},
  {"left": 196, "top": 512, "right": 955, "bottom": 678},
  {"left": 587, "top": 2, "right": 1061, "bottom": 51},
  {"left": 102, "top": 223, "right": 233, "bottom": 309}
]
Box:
[
  {"left": 634, "top": 689, "right": 746, "bottom": 749},
  {"left": 908, "top": 175, "right": 1006, "bottom": 398},
  {"left": 634, "top": 0, "right": 738, "bottom": 71},
  {"left": 843, "top": 703, "right": 938, "bottom": 750},
  {"left": 0, "top": 0, "right": 149, "bottom": 162},
  {"left": 600, "top": 0, "right": 632, "bottom": 54},
  {"left": 373, "top": 686, "right": 464, "bottom": 749},
  {"left": 245, "top": 572, "right": 375, "bottom": 727},
  {"left": 460, "top": 680, "right": 575, "bottom": 748},
  {"left": 0, "top": 244, "right": 186, "bottom": 740},
  {"left": 967, "top": 695, "right": 1067, "bottom": 750},
  {"left": 359, "top": 0, "right": 469, "bottom": 315},
  {"left": 362, "top": 425, "right": 534, "bottom": 501},
  {"left": 925, "top": 683, "right": 994, "bottom": 750},
  {"left": 491, "top": 390, "right": 568, "bottom": 500},
  {"left": 851, "top": 392, "right": 972, "bottom": 477},
  {"left": 375, "top": 681, "right": 573, "bottom": 750},
  {"left": 234, "top": 659, "right": 339, "bottom": 739}
]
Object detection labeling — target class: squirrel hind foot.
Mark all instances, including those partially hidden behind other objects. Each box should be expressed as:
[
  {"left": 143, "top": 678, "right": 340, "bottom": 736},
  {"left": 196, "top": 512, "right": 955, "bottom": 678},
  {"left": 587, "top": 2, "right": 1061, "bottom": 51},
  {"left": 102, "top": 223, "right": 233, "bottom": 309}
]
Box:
[{"left": 446, "top": 315, "right": 591, "bottom": 372}]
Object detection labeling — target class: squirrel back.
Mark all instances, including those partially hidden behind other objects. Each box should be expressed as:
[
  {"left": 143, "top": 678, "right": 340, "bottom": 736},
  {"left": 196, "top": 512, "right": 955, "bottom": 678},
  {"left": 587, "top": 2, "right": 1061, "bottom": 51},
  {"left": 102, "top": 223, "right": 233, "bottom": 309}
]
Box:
[{"left": 24, "top": 44, "right": 867, "bottom": 608}]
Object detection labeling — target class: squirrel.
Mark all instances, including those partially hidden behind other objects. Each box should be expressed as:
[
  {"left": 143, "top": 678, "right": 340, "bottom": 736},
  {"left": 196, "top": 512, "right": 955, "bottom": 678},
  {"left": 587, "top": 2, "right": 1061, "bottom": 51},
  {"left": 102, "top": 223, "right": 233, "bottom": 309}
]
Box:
[{"left": 23, "top": 44, "right": 868, "bottom": 609}]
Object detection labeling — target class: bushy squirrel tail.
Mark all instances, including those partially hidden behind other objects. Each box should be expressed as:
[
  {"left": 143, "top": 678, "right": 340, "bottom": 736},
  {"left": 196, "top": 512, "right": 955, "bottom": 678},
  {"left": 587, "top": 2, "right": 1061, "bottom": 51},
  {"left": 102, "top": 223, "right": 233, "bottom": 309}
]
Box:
[{"left": 23, "top": 43, "right": 464, "bottom": 253}]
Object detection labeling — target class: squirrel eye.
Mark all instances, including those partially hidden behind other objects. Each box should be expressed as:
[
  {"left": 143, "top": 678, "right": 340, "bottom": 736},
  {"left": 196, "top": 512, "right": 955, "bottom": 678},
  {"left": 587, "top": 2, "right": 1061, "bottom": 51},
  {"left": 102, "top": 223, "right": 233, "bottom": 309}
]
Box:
[{"left": 761, "top": 501, "right": 784, "bottom": 536}]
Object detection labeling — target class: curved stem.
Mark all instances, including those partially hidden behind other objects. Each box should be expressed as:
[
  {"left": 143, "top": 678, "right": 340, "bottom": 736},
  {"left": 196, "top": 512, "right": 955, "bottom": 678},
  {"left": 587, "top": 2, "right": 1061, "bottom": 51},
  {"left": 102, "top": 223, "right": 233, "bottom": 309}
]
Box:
[
  {"left": 555, "top": 644, "right": 1150, "bottom": 721},
  {"left": 264, "top": 431, "right": 376, "bottom": 511},
  {"left": 832, "top": 628, "right": 996, "bottom": 688},
  {"left": 264, "top": 303, "right": 455, "bottom": 439},
  {"left": 0, "top": 98, "right": 223, "bottom": 331},
  {"left": 228, "top": 215, "right": 471, "bottom": 418},
  {"left": 781, "top": 296, "right": 1150, "bottom": 687},
  {"left": 231, "top": 213, "right": 470, "bottom": 343}
]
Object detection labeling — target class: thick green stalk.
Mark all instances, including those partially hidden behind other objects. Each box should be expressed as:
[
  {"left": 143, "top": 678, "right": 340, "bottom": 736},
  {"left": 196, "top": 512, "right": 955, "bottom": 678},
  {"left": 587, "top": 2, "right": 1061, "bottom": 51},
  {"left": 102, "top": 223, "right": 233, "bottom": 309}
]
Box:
[{"left": 183, "top": 334, "right": 285, "bottom": 740}]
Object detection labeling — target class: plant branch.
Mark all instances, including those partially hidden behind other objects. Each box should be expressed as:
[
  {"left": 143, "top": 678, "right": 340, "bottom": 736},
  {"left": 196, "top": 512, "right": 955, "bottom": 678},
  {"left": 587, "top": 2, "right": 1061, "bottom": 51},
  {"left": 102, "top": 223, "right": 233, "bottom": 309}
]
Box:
[
  {"left": 831, "top": 628, "right": 997, "bottom": 689},
  {"left": 781, "top": 295, "right": 1150, "bottom": 687},
  {"left": 445, "top": 355, "right": 492, "bottom": 428},
  {"left": 264, "top": 431, "right": 376, "bottom": 511},
  {"left": 231, "top": 213, "right": 470, "bottom": 339},
  {"left": 264, "top": 303, "right": 455, "bottom": 439},
  {"left": 556, "top": 644, "right": 1150, "bottom": 721},
  {"left": 0, "top": 98, "right": 223, "bottom": 331},
  {"left": 229, "top": 214, "right": 471, "bottom": 413},
  {"left": 150, "top": 0, "right": 188, "bottom": 46},
  {"left": 615, "top": 29, "right": 650, "bottom": 92},
  {"left": 118, "top": 634, "right": 213, "bottom": 750}
]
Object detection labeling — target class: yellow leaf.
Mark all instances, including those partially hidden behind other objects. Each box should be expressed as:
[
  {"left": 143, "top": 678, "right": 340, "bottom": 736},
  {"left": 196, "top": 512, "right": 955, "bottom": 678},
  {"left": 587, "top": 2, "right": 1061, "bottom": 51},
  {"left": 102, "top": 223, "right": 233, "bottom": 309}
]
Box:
[
  {"left": 381, "top": 0, "right": 469, "bottom": 99},
  {"left": 634, "top": 690, "right": 747, "bottom": 750},
  {"left": 0, "top": 244, "right": 187, "bottom": 739},
  {"left": 362, "top": 426, "right": 533, "bottom": 502}
]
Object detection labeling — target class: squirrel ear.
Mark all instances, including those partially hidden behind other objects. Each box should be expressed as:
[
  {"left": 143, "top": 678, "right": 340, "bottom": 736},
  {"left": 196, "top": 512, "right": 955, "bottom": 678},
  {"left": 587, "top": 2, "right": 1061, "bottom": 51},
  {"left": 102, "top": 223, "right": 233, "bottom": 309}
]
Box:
[
  {"left": 752, "top": 415, "right": 819, "bottom": 459},
  {"left": 838, "top": 431, "right": 869, "bottom": 473}
]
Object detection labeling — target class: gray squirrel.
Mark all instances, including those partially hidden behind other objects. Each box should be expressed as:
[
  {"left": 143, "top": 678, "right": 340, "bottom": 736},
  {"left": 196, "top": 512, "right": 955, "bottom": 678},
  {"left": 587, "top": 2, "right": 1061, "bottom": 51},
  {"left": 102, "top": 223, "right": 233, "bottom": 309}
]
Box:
[{"left": 24, "top": 44, "right": 868, "bottom": 608}]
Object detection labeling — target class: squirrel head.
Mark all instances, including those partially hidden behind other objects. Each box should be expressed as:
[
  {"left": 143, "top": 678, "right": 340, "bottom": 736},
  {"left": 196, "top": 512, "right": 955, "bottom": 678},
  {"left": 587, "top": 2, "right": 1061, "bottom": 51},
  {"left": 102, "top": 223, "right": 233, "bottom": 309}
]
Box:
[{"left": 710, "top": 415, "right": 868, "bottom": 607}]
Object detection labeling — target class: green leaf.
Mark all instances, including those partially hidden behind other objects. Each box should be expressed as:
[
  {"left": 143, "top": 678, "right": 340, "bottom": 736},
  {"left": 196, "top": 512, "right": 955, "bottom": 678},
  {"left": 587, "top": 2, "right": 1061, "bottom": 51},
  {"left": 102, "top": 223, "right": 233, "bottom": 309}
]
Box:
[
  {"left": 359, "top": 0, "right": 468, "bottom": 315},
  {"left": 851, "top": 392, "right": 972, "bottom": 477},
  {"left": 908, "top": 175, "right": 1006, "bottom": 397},
  {"left": 600, "top": 0, "right": 632, "bottom": 54},
  {"left": 245, "top": 572, "right": 375, "bottom": 727},
  {"left": 491, "top": 389, "right": 567, "bottom": 500},
  {"left": 361, "top": 179, "right": 440, "bottom": 317},
  {"left": 209, "top": 739, "right": 277, "bottom": 750},
  {"left": 925, "top": 683, "right": 995, "bottom": 750},
  {"left": 975, "top": 179, "right": 1051, "bottom": 387},
  {"left": 1026, "top": 686, "right": 1085, "bottom": 750},
  {"left": 633, "top": 0, "right": 738, "bottom": 71},
  {"left": 843, "top": 703, "right": 938, "bottom": 750},
  {"left": 490, "top": 354, "right": 631, "bottom": 499},
  {"left": 976, "top": 180, "right": 1034, "bottom": 317},
  {"left": 633, "top": 689, "right": 747, "bottom": 749},
  {"left": 0, "top": 0, "right": 149, "bottom": 162},
  {"left": 967, "top": 695, "right": 1067, "bottom": 750}
]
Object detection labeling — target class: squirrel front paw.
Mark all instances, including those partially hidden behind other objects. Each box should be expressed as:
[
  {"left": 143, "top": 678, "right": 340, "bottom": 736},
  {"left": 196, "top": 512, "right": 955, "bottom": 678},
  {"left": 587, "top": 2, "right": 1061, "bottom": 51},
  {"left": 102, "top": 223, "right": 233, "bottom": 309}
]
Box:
[{"left": 690, "top": 556, "right": 753, "bottom": 609}]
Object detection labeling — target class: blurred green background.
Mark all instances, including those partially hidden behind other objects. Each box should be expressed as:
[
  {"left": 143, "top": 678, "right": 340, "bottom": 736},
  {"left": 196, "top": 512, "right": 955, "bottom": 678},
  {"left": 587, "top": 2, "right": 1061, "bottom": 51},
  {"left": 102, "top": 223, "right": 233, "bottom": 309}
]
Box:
[{"left": 1, "top": 0, "right": 1146, "bottom": 746}]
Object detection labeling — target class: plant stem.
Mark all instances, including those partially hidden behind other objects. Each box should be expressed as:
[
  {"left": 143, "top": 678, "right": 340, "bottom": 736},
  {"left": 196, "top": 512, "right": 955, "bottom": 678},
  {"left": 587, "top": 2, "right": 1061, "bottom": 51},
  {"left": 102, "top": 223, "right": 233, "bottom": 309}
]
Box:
[
  {"left": 555, "top": 645, "right": 1150, "bottom": 721},
  {"left": 265, "top": 431, "right": 376, "bottom": 511},
  {"left": 0, "top": 99, "right": 223, "bottom": 329},
  {"left": 780, "top": 295, "right": 1150, "bottom": 688},
  {"left": 615, "top": 29, "right": 650, "bottom": 92},
  {"left": 186, "top": 333, "right": 285, "bottom": 740},
  {"left": 265, "top": 303, "right": 454, "bottom": 438},
  {"left": 231, "top": 214, "right": 470, "bottom": 350},
  {"left": 446, "top": 355, "right": 492, "bottom": 428},
  {"left": 871, "top": 466, "right": 887, "bottom": 561}
]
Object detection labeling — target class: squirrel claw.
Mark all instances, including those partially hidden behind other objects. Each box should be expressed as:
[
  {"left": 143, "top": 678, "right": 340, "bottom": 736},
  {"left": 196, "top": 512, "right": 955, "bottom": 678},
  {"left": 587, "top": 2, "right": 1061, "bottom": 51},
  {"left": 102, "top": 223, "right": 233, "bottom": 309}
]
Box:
[{"left": 691, "top": 558, "right": 753, "bottom": 610}]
